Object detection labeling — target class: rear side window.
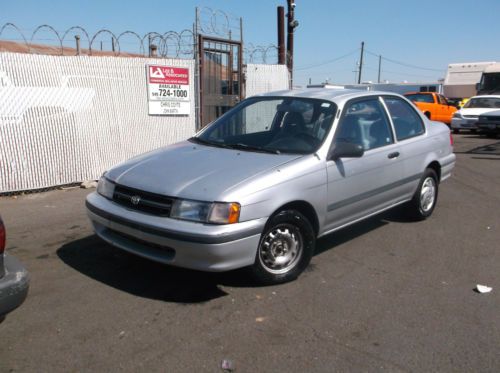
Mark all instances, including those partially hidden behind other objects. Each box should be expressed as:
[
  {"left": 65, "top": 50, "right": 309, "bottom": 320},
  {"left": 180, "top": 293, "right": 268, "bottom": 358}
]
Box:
[
  {"left": 383, "top": 97, "right": 425, "bottom": 141},
  {"left": 404, "top": 93, "right": 434, "bottom": 103}
]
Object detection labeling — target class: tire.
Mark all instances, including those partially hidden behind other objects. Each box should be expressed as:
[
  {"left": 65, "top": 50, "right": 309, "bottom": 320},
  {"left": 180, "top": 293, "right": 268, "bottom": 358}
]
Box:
[
  {"left": 424, "top": 112, "right": 431, "bottom": 120},
  {"left": 250, "top": 210, "right": 315, "bottom": 285},
  {"left": 406, "top": 168, "right": 439, "bottom": 220}
]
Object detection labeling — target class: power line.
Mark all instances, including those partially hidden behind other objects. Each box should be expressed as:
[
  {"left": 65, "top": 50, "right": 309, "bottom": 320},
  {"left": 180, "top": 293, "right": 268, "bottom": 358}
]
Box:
[
  {"left": 295, "top": 48, "right": 359, "bottom": 71},
  {"left": 363, "top": 65, "right": 440, "bottom": 79},
  {"left": 365, "top": 49, "right": 444, "bottom": 72}
]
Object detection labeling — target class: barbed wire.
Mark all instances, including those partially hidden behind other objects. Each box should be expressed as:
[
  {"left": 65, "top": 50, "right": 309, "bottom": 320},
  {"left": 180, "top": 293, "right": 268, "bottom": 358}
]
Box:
[
  {"left": 1, "top": 19, "right": 279, "bottom": 64},
  {"left": 243, "top": 44, "right": 279, "bottom": 64},
  {"left": 0, "top": 22, "right": 196, "bottom": 58},
  {"left": 196, "top": 7, "right": 241, "bottom": 40}
]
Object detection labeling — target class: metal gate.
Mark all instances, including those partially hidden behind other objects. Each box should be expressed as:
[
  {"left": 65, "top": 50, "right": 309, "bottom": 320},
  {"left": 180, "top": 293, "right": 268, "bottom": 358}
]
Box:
[{"left": 198, "top": 35, "right": 242, "bottom": 127}]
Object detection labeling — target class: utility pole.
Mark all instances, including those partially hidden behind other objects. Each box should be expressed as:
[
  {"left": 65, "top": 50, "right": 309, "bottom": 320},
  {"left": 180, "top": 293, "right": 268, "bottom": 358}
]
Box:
[
  {"left": 286, "top": 0, "right": 298, "bottom": 87},
  {"left": 378, "top": 55, "right": 382, "bottom": 83},
  {"left": 277, "top": 6, "right": 285, "bottom": 65},
  {"left": 357, "top": 41, "right": 364, "bottom": 84}
]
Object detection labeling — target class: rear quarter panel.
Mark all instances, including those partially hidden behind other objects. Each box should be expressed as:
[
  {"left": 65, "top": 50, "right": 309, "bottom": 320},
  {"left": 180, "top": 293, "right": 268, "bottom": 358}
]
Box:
[{"left": 399, "top": 120, "right": 454, "bottom": 197}]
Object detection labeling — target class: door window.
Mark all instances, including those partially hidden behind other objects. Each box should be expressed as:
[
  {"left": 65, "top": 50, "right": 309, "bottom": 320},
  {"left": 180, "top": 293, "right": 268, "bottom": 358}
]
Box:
[
  {"left": 335, "top": 99, "right": 394, "bottom": 151},
  {"left": 383, "top": 97, "right": 425, "bottom": 140},
  {"left": 438, "top": 95, "right": 448, "bottom": 105}
]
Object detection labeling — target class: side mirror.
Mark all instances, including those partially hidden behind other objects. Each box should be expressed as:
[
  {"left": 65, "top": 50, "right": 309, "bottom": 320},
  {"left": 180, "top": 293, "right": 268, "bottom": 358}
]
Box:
[
  {"left": 475, "top": 83, "right": 481, "bottom": 91},
  {"left": 330, "top": 141, "right": 364, "bottom": 160}
]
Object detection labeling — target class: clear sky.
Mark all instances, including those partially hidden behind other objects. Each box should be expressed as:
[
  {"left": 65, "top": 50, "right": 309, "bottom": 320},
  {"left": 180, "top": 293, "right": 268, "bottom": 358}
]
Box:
[{"left": 2, "top": 0, "right": 500, "bottom": 86}]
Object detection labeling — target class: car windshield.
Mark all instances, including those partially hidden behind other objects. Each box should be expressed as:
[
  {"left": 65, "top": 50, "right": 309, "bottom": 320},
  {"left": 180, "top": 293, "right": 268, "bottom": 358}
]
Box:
[
  {"left": 404, "top": 93, "right": 434, "bottom": 103},
  {"left": 193, "top": 96, "right": 337, "bottom": 155},
  {"left": 464, "top": 97, "right": 500, "bottom": 109}
]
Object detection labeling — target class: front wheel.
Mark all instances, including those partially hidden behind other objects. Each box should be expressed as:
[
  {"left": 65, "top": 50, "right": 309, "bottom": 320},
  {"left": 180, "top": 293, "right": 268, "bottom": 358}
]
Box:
[
  {"left": 250, "top": 210, "right": 315, "bottom": 285},
  {"left": 406, "top": 168, "right": 439, "bottom": 220}
]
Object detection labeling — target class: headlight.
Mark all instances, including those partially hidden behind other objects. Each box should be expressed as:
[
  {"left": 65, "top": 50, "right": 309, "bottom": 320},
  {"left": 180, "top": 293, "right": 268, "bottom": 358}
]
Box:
[
  {"left": 452, "top": 112, "right": 462, "bottom": 119},
  {"left": 97, "top": 176, "right": 115, "bottom": 199},
  {"left": 170, "top": 199, "right": 240, "bottom": 224}
]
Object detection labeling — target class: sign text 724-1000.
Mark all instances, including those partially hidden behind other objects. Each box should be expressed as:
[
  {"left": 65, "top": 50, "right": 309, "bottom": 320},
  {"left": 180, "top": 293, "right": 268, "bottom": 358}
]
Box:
[{"left": 147, "top": 65, "right": 191, "bottom": 116}]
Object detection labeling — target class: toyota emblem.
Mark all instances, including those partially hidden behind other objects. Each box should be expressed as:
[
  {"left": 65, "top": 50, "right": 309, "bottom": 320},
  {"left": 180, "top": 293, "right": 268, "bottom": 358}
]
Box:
[{"left": 130, "top": 195, "right": 141, "bottom": 205}]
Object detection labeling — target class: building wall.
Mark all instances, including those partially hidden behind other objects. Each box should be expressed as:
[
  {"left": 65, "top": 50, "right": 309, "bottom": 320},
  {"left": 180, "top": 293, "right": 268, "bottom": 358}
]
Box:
[{"left": 0, "top": 53, "right": 196, "bottom": 192}]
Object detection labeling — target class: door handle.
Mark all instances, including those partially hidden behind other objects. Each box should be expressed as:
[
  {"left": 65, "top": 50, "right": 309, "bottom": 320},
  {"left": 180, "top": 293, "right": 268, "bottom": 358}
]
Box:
[{"left": 388, "top": 152, "right": 400, "bottom": 159}]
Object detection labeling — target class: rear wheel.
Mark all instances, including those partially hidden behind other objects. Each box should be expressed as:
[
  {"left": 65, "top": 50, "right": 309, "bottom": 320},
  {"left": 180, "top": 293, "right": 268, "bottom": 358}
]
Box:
[
  {"left": 250, "top": 210, "right": 315, "bottom": 284},
  {"left": 406, "top": 168, "right": 439, "bottom": 220},
  {"left": 424, "top": 112, "right": 431, "bottom": 120}
]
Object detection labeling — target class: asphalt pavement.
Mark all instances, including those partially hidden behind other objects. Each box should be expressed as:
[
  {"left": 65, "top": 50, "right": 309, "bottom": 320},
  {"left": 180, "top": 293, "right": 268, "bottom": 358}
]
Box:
[{"left": 0, "top": 134, "right": 499, "bottom": 372}]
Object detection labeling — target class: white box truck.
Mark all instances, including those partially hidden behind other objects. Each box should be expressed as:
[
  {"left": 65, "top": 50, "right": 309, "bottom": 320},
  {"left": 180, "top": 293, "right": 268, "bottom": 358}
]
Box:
[
  {"left": 443, "top": 62, "right": 496, "bottom": 100},
  {"left": 477, "top": 63, "right": 500, "bottom": 95}
]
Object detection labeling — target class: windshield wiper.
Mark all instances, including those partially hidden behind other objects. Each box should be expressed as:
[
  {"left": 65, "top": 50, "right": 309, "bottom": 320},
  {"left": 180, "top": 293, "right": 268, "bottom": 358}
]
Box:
[
  {"left": 189, "top": 138, "right": 280, "bottom": 154},
  {"left": 189, "top": 137, "right": 233, "bottom": 149},
  {"left": 225, "top": 143, "right": 281, "bottom": 154}
]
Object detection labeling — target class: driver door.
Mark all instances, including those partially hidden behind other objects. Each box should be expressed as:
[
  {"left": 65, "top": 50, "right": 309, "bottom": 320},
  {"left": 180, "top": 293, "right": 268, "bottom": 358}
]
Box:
[{"left": 324, "top": 97, "right": 404, "bottom": 233}]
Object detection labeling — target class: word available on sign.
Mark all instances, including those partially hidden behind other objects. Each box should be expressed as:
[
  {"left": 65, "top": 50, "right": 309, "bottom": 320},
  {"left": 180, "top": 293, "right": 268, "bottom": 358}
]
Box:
[{"left": 146, "top": 65, "right": 191, "bottom": 116}]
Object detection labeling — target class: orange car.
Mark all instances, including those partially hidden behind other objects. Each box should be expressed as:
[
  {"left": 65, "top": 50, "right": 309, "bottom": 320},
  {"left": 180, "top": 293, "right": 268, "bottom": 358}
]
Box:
[{"left": 404, "top": 92, "right": 457, "bottom": 124}]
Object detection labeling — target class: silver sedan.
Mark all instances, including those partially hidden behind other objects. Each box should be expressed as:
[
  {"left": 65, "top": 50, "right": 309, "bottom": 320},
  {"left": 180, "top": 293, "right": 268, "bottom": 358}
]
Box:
[{"left": 86, "top": 89, "right": 455, "bottom": 284}]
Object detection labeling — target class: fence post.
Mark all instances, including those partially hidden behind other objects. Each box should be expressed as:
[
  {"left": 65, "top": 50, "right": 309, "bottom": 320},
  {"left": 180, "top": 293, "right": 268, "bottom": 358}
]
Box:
[
  {"left": 150, "top": 44, "right": 157, "bottom": 57},
  {"left": 75, "top": 35, "right": 80, "bottom": 55}
]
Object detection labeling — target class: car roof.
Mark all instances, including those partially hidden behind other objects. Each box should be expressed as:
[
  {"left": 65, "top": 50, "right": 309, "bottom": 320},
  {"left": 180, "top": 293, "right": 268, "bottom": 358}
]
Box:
[
  {"left": 468, "top": 95, "right": 500, "bottom": 99},
  {"left": 258, "top": 88, "right": 405, "bottom": 103},
  {"left": 404, "top": 91, "right": 434, "bottom": 95}
]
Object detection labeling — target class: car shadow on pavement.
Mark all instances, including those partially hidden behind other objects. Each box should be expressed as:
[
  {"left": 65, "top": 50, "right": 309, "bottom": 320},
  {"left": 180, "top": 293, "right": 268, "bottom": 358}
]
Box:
[
  {"left": 314, "top": 206, "right": 417, "bottom": 255},
  {"left": 56, "top": 235, "right": 254, "bottom": 303},
  {"left": 315, "top": 216, "right": 388, "bottom": 256},
  {"left": 454, "top": 140, "right": 500, "bottom": 155}
]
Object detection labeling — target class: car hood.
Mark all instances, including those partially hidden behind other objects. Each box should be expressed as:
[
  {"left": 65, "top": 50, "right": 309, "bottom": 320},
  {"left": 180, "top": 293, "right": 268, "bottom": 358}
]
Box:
[
  {"left": 459, "top": 108, "right": 500, "bottom": 116},
  {"left": 106, "top": 140, "right": 302, "bottom": 201},
  {"left": 479, "top": 109, "right": 500, "bottom": 117}
]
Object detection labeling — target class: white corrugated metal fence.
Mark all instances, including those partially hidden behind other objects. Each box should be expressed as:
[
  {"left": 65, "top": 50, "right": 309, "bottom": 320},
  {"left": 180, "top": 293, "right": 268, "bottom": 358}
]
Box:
[{"left": 0, "top": 53, "right": 196, "bottom": 192}]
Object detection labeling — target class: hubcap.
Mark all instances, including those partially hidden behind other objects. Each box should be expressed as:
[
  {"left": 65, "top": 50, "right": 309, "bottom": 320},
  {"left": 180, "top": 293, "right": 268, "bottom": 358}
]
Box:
[
  {"left": 259, "top": 224, "right": 303, "bottom": 274},
  {"left": 420, "top": 177, "right": 436, "bottom": 212}
]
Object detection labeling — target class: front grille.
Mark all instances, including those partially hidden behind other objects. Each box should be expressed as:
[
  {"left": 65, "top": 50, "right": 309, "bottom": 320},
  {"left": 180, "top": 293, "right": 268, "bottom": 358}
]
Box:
[
  {"left": 113, "top": 184, "right": 174, "bottom": 216},
  {"left": 483, "top": 116, "right": 500, "bottom": 121},
  {"left": 463, "top": 115, "right": 478, "bottom": 119}
]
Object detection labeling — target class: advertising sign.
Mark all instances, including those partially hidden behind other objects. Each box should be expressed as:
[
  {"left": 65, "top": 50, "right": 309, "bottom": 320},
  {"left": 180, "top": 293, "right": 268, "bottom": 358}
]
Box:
[{"left": 146, "top": 65, "right": 190, "bottom": 115}]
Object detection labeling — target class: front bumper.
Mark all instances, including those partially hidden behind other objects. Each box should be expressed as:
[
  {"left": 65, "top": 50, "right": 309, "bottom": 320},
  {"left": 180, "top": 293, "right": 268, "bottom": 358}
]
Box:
[
  {"left": 476, "top": 121, "right": 500, "bottom": 133},
  {"left": 86, "top": 192, "right": 266, "bottom": 272},
  {"left": 0, "top": 254, "right": 30, "bottom": 317},
  {"left": 451, "top": 118, "right": 477, "bottom": 130}
]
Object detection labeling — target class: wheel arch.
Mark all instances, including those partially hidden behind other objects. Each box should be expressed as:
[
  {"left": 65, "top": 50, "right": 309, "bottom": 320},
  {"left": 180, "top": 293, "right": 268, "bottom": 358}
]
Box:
[
  {"left": 269, "top": 200, "right": 320, "bottom": 237},
  {"left": 426, "top": 160, "right": 441, "bottom": 182}
]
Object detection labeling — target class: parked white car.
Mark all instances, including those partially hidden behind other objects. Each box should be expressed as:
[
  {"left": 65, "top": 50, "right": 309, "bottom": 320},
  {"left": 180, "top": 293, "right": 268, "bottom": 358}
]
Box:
[{"left": 451, "top": 95, "right": 500, "bottom": 133}]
